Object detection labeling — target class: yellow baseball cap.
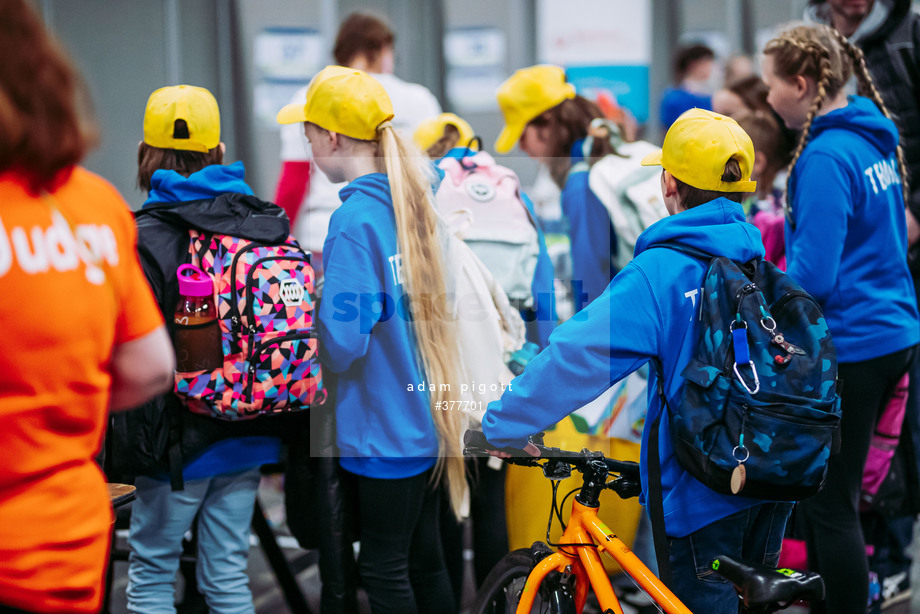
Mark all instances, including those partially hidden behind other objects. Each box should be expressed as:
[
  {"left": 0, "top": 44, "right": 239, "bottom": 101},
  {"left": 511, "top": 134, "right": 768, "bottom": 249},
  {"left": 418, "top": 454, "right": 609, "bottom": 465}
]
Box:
[
  {"left": 276, "top": 65, "right": 395, "bottom": 141},
  {"left": 413, "top": 113, "right": 476, "bottom": 152},
  {"left": 143, "top": 85, "right": 220, "bottom": 152},
  {"left": 494, "top": 65, "right": 576, "bottom": 154},
  {"left": 641, "top": 108, "right": 757, "bottom": 193}
]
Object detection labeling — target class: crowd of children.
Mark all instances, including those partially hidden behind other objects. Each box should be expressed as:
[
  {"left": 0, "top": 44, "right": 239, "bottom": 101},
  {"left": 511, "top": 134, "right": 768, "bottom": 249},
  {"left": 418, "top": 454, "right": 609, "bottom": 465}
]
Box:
[{"left": 5, "top": 1, "right": 920, "bottom": 613}]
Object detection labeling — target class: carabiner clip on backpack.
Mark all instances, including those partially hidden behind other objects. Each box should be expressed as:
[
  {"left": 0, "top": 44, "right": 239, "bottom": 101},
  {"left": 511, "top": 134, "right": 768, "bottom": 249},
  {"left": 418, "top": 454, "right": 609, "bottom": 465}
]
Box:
[{"left": 731, "top": 318, "right": 760, "bottom": 395}]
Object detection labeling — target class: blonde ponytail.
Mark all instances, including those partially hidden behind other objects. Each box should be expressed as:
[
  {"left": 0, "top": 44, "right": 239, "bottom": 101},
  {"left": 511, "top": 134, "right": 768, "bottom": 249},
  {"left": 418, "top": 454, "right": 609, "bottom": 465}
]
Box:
[{"left": 377, "top": 124, "right": 467, "bottom": 518}]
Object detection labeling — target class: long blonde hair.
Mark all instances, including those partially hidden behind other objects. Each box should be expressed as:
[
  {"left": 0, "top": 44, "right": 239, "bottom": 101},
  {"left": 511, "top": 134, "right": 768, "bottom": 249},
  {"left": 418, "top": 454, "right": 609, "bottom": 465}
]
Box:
[
  {"left": 764, "top": 24, "right": 909, "bottom": 226},
  {"left": 374, "top": 124, "right": 466, "bottom": 517}
]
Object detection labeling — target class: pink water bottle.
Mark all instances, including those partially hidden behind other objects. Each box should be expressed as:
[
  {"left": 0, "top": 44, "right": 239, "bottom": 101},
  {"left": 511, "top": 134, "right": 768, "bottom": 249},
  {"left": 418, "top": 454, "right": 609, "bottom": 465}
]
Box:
[{"left": 174, "top": 264, "right": 222, "bottom": 372}]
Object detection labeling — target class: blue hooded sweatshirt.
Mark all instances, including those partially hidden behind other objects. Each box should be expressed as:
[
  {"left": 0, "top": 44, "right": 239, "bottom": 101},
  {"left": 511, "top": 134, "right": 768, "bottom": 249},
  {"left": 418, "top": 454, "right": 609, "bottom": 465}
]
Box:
[
  {"left": 482, "top": 198, "right": 767, "bottom": 538},
  {"left": 319, "top": 173, "right": 440, "bottom": 479},
  {"left": 440, "top": 147, "right": 558, "bottom": 347},
  {"left": 785, "top": 96, "right": 919, "bottom": 362},
  {"left": 564, "top": 142, "right": 618, "bottom": 309},
  {"left": 143, "top": 161, "right": 254, "bottom": 206},
  {"left": 140, "top": 162, "right": 280, "bottom": 481}
]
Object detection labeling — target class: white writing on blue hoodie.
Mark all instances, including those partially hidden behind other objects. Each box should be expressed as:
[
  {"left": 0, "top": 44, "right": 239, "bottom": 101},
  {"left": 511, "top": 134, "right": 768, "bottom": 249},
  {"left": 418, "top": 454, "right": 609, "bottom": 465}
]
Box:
[
  {"left": 863, "top": 155, "right": 901, "bottom": 195},
  {"left": 387, "top": 253, "right": 404, "bottom": 286}
]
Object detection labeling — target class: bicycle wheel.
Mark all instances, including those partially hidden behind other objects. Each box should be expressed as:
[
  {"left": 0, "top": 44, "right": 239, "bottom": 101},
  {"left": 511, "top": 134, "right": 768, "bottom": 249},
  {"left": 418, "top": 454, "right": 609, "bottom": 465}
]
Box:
[{"left": 470, "top": 548, "right": 576, "bottom": 614}]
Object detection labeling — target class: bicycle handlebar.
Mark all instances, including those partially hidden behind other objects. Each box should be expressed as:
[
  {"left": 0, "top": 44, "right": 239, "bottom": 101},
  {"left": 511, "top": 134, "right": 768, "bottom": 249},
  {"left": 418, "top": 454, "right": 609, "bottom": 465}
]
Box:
[{"left": 463, "top": 429, "right": 640, "bottom": 480}]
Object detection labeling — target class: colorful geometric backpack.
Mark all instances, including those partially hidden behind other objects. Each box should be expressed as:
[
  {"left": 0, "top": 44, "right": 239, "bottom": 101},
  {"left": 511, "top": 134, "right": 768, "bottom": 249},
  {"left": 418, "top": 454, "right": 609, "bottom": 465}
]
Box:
[
  {"left": 434, "top": 148, "right": 540, "bottom": 309},
  {"left": 174, "top": 229, "right": 325, "bottom": 420}
]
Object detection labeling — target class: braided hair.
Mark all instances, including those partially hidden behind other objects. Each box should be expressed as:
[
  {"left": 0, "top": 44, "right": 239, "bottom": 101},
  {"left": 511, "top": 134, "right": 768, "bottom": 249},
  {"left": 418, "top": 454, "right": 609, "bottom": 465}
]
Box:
[
  {"left": 764, "top": 25, "right": 844, "bottom": 226},
  {"left": 764, "top": 24, "right": 909, "bottom": 224},
  {"left": 829, "top": 27, "right": 910, "bottom": 204}
]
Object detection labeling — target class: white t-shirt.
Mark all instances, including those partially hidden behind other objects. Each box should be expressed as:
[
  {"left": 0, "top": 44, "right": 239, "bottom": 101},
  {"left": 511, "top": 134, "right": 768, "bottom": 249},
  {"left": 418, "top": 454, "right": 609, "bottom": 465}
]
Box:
[{"left": 279, "top": 73, "right": 441, "bottom": 252}]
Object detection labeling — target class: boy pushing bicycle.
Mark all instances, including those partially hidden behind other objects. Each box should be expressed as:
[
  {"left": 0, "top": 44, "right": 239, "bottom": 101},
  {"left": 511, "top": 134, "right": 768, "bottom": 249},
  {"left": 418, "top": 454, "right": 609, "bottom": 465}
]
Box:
[{"left": 482, "top": 109, "right": 794, "bottom": 614}]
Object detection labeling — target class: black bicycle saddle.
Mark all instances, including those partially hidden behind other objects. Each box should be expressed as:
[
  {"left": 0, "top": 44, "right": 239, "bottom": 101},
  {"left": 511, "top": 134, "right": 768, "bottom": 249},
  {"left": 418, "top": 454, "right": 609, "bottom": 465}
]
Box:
[{"left": 710, "top": 555, "right": 825, "bottom": 610}]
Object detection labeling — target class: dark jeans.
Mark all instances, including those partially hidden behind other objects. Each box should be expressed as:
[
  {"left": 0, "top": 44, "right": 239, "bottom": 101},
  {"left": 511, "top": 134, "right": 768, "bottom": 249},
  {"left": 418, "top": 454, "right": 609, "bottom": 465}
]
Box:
[
  {"left": 668, "top": 501, "right": 793, "bottom": 614},
  {"left": 354, "top": 469, "right": 456, "bottom": 614},
  {"left": 802, "top": 345, "right": 916, "bottom": 614}
]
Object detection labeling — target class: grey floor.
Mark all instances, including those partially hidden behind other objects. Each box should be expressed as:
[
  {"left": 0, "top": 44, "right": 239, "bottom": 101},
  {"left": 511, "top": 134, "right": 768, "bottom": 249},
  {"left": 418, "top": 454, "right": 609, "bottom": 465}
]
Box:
[{"left": 105, "top": 479, "right": 920, "bottom": 614}]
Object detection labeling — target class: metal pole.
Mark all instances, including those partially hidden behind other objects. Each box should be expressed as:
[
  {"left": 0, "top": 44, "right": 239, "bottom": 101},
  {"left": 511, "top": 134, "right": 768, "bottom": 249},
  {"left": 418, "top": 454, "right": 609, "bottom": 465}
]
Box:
[
  {"left": 164, "top": 0, "right": 181, "bottom": 84},
  {"left": 320, "top": 0, "right": 338, "bottom": 63},
  {"left": 740, "top": 0, "right": 755, "bottom": 56},
  {"left": 215, "top": 0, "right": 235, "bottom": 156}
]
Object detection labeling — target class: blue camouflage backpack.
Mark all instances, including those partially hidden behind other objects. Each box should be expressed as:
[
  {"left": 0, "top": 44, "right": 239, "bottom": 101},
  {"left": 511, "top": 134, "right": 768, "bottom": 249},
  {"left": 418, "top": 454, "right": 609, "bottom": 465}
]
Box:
[{"left": 655, "top": 246, "right": 842, "bottom": 501}]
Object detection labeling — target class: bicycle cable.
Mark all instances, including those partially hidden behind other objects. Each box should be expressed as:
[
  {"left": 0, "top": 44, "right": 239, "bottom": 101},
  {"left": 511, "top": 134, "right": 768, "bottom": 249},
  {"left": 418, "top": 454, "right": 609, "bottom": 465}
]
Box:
[
  {"left": 556, "top": 486, "right": 580, "bottom": 530},
  {"left": 545, "top": 480, "right": 560, "bottom": 546},
  {"left": 546, "top": 484, "right": 597, "bottom": 553}
]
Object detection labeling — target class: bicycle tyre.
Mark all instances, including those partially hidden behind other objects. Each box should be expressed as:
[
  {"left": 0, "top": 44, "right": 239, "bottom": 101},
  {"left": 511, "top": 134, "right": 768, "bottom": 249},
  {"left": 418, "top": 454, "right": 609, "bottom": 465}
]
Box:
[{"left": 470, "top": 548, "right": 576, "bottom": 614}]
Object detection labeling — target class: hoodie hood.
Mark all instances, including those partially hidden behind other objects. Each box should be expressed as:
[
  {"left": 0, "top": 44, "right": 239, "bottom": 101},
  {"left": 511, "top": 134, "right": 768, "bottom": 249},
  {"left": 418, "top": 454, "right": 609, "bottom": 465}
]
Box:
[
  {"left": 338, "top": 172, "right": 392, "bottom": 206},
  {"left": 805, "top": 0, "right": 906, "bottom": 46},
  {"left": 339, "top": 168, "right": 443, "bottom": 206},
  {"left": 137, "top": 161, "right": 289, "bottom": 243},
  {"left": 143, "top": 161, "right": 254, "bottom": 206},
  {"left": 811, "top": 96, "right": 900, "bottom": 156},
  {"left": 635, "top": 198, "right": 764, "bottom": 262}
]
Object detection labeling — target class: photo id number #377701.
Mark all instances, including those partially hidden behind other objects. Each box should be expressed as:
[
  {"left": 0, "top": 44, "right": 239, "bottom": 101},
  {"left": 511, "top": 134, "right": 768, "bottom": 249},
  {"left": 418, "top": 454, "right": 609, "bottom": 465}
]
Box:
[{"left": 435, "top": 401, "right": 484, "bottom": 412}]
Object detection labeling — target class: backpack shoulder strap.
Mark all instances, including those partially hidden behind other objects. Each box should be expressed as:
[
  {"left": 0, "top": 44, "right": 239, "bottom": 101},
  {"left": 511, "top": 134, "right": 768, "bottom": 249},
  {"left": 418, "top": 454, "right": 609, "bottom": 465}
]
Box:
[{"left": 648, "top": 357, "right": 672, "bottom": 585}]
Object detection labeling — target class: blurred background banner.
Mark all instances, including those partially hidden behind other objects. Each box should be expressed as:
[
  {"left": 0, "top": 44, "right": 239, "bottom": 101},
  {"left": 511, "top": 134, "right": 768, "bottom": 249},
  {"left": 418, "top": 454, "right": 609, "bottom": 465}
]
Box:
[
  {"left": 537, "top": 0, "right": 651, "bottom": 122},
  {"left": 444, "top": 26, "right": 506, "bottom": 113}
]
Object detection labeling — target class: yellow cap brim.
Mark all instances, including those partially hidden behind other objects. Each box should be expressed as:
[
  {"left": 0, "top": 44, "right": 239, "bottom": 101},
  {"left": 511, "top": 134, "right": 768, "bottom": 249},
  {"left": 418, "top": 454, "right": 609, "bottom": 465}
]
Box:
[
  {"left": 276, "top": 102, "right": 308, "bottom": 125},
  {"left": 494, "top": 123, "right": 525, "bottom": 154},
  {"left": 640, "top": 150, "right": 663, "bottom": 167}
]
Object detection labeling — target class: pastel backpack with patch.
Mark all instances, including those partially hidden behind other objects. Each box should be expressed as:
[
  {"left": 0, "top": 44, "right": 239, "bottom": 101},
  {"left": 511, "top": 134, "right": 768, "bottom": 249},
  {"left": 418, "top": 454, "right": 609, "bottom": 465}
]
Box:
[
  {"left": 434, "top": 149, "right": 540, "bottom": 309},
  {"left": 442, "top": 229, "right": 527, "bottom": 428},
  {"left": 573, "top": 119, "right": 669, "bottom": 270},
  {"left": 174, "top": 230, "right": 326, "bottom": 419}
]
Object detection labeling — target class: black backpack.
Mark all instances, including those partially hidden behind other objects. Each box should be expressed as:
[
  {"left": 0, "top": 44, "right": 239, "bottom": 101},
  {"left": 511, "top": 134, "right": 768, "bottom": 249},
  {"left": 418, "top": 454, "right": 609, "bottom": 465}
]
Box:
[{"left": 648, "top": 245, "right": 842, "bottom": 581}]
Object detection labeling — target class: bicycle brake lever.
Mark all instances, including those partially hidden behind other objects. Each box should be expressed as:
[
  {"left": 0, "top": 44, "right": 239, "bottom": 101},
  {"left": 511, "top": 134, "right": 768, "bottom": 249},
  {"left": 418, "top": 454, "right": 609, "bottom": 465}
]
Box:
[
  {"left": 607, "top": 476, "right": 641, "bottom": 500},
  {"left": 528, "top": 432, "right": 546, "bottom": 447},
  {"left": 542, "top": 459, "right": 572, "bottom": 480}
]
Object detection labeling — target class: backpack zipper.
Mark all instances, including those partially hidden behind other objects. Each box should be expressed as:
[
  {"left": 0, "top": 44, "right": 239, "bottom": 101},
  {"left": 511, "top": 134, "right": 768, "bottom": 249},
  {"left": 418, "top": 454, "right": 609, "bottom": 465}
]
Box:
[
  {"left": 243, "top": 252, "right": 311, "bottom": 340},
  {"left": 242, "top": 251, "right": 311, "bottom": 384},
  {"left": 769, "top": 290, "right": 814, "bottom": 313},
  {"left": 228, "top": 242, "right": 302, "bottom": 344},
  {"left": 733, "top": 282, "right": 757, "bottom": 312},
  {"left": 229, "top": 241, "right": 303, "bottom": 327},
  {"left": 244, "top": 331, "right": 317, "bottom": 403}
]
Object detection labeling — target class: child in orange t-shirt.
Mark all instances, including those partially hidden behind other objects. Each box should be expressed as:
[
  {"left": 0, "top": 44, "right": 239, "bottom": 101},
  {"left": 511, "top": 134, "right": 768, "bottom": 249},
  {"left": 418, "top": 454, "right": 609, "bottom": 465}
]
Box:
[{"left": 0, "top": 3, "right": 172, "bottom": 612}]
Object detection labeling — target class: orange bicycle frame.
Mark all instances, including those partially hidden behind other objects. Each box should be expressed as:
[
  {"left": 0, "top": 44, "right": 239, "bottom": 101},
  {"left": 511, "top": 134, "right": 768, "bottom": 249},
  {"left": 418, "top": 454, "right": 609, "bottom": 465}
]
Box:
[{"left": 516, "top": 499, "right": 693, "bottom": 614}]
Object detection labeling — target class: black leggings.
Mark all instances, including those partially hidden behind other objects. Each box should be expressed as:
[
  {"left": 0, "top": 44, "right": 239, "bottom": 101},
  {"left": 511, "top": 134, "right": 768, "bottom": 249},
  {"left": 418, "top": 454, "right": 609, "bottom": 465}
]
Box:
[
  {"left": 802, "top": 345, "right": 916, "bottom": 614},
  {"left": 441, "top": 457, "right": 509, "bottom": 607},
  {"left": 354, "top": 470, "right": 456, "bottom": 614}
]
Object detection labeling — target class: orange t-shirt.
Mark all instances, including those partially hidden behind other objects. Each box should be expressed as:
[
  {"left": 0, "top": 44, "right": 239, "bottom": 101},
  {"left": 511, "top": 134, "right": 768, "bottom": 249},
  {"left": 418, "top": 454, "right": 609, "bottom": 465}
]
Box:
[{"left": 0, "top": 168, "right": 163, "bottom": 613}]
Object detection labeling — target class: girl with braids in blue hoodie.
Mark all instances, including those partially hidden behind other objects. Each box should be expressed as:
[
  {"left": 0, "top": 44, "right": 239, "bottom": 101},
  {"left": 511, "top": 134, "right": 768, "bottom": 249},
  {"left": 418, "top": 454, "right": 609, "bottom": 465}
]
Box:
[{"left": 762, "top": 23, "right": 919, "bottom": 614}]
